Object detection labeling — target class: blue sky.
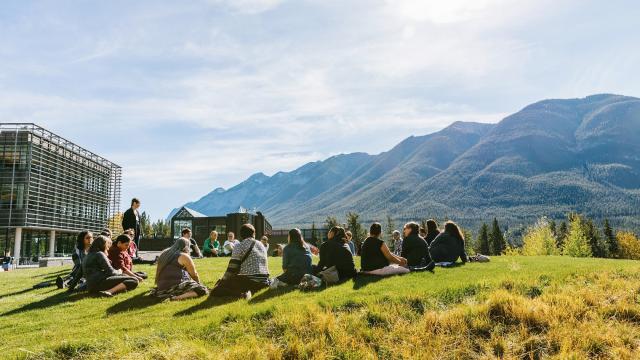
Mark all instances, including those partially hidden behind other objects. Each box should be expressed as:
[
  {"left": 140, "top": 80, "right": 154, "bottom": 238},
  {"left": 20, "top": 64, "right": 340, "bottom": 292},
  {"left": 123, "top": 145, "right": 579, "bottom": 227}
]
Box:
[{"left": 1, "top": 0, "right": 639, "bottom": 220}]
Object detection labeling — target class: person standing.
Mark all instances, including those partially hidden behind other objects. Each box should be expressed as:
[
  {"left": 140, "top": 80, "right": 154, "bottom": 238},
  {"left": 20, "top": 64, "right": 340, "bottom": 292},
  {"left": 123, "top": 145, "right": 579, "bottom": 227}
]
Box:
[{"left": 122, "top": 198, "right": 142, "bottom": 251}]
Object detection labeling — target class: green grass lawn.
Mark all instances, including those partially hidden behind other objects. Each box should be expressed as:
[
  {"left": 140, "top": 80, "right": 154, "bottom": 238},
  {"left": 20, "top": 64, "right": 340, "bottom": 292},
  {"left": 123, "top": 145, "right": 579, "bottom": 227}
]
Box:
[{"left": 1, "top": 256, "right": 640, "bottom": 359}]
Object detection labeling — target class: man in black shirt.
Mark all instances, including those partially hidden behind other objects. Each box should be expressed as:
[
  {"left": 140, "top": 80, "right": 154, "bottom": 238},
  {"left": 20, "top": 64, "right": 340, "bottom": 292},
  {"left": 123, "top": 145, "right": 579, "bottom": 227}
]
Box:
[{"left": 122, "top": 198, "right": 142, "bottom": 249}]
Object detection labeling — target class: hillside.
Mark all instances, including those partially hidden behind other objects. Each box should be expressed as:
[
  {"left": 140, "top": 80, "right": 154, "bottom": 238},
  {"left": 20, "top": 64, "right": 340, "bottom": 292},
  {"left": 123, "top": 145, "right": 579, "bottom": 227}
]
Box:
[
  {"left": 172, "top": 94, "right": 640, "bottom": 231},
  {"left": 2, "top": 257, "right": 640, "bottom": 359}
]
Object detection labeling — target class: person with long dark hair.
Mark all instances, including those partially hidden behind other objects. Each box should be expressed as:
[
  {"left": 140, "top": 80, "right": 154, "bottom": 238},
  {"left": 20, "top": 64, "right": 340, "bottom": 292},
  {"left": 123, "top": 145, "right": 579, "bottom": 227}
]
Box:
[
  {"left": 83, "top": 235, "right": 138, "bottom": 297},
  {"left": 55, "top": 230, "right": 93, "bottom": 290},
  {"left": 313, "top": 226, "right": 357, "bottom": 281},
  {"left": 271, "top": 228, "right": 313, "bottom": 288},
  {"left": 108, "top": 234, "right": 147, "bottom": 281},
  {"left": 424, "top": 219, "right": 440, "bottom": 246},
  {"left": 360, "top": 223, "right": 409, "bottom": 276},
  {"left": 151, "top": 237, "right": 209, "bottom": 301},
  {"left": 401, "top": 222, "right": 431, "bottom": 270},
  {"left": 271, "top": 228, "right": 313, "bottom": 289},
  {"left": 429, "top": 221, "right": 468, "bottom": 264}
]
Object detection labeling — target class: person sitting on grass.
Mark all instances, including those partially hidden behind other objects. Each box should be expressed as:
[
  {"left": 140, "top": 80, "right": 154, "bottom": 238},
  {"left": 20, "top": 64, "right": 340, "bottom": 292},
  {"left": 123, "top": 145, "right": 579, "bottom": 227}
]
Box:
[
  {"left": 345, "top": 231, "right": 356, "bottom": 256},
  {"left": 222, "top": 232, "right": 239, "bottom": 256},
  {"left": 429, "top": 221, "right": 468, "bottom": 266},
  {"left": 151, "top": 237, "right": 209, "bottom": 301},
  {"left": 260, "top": 236, "right": 270, "bottom": 253},
  {"left": 55, "top": 230, "right": 93, "bottom": 290},
  {"left": 123, "top": 228, "right": 156, "bottom": 265},
  {"left": 211, "top": 224, "right": 270, "bottom": 300},
  {"left": 392, "top": 230, "right": 403, "bottom": 256},
  {"left": 180, "top": 228, "right": 203, "bottom": 259},
  {"left": 83, "top": 235, "right": 139, "bottom": 297},
  {"left": 108, "top": 234, "right": 147, "bottom": 282},
  {"left": 424, "top": 219, "right": 440, "bottom": 246},
  {"left": 270, "top": 228, "right": 313, "bottom": 288},
  {"left": 401, "top": 222, "right": 434, "bottom": 271},
  {"left": 203, "top": 230, "right": 220, "bottom": 257},
  {"left": 313, "top": 226, "right": 357, "bottom": 281},
  {"left": 360, "top": 223, "right": 409, "bottom": 276}
]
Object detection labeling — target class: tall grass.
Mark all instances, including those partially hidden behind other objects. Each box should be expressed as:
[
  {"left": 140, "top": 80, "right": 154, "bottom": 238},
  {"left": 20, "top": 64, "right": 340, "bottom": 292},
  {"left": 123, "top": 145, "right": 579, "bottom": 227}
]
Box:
[{"left": 1, "top": 256, "right": 640, "bottom": 359}]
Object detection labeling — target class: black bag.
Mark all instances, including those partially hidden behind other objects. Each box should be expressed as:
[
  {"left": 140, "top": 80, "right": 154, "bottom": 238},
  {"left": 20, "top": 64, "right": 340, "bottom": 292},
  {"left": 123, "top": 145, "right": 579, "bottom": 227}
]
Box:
[{"left": 212, "top": 241, "right": 256, "bottom": 296}]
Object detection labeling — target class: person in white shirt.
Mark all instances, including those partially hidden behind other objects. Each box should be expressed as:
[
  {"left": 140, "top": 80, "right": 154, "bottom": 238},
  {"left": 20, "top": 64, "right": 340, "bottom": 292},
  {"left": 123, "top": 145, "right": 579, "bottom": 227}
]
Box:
[{"left": 222, "top": 232, "right": 240, "bottom": 256}]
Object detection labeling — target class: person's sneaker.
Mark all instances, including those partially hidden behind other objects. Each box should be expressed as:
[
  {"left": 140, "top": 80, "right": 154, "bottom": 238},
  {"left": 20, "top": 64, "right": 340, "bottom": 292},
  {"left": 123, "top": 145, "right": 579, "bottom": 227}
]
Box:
[
  {"left": 98, "top": 291, "right": 113, "bottom": 298},
  {"left": 269, "top": 278, "right": 280, "bottom": 290},
  {"left": 243, "top": 291, "right": 252, "bottom": 300},
  {"left": 55, "top": 276, "right": 64, "bottom": 289}
]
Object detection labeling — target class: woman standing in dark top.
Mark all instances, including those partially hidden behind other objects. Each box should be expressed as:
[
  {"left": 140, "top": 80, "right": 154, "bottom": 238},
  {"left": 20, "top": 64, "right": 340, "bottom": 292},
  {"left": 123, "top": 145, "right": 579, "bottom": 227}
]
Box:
[
  {"left": 313, "top": 226, "right": 357, "bottom": 281},
  {"left": 401, "top": 222, "right": 430, "bottom": 268},
  {"left": 83, "top": 235, "right": 138, "bottom": 297},
  {"left": 271, "top": 228, "right": 313, "bottom": 288},
  {"left": 424, "top": 219, "right": 440, "bottom": 246},
  {"left": 429, "top": 221, "right": 468, "bottom": 264},
  {"left": 361, "top": 223, "right": 409, "bottom": 276}
]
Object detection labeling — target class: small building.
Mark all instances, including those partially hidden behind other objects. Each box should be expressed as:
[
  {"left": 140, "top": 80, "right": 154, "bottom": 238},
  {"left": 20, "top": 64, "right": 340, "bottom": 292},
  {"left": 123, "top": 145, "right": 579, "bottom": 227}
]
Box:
[
  {"left": 0, "top": 123, "right": 122, "bottom": 266},
  {"left": 170, "top": 206, "right": 272, "bottom": 244}
]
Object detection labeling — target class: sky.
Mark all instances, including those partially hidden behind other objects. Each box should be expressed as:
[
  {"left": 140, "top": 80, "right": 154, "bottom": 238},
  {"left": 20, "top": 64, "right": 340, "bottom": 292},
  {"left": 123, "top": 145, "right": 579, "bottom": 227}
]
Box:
[{"left": 1, "top": 0, "right": 639, "bottom": 220}]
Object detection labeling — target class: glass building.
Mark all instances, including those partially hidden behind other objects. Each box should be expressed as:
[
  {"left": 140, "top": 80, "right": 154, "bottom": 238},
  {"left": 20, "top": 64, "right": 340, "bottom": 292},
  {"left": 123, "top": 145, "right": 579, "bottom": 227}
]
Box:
[
  {"left": 0, "top": 123, "right": 122, "bottom": 265},
  {"left": 171, "top": 206, "right": 272, "bottom": 243}
]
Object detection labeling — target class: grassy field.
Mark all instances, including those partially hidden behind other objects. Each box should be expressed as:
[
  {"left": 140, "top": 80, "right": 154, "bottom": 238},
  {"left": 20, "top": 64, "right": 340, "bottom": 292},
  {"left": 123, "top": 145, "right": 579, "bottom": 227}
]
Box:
[{"left": 1, "top": 256, "right": 640, "bottom": 359}]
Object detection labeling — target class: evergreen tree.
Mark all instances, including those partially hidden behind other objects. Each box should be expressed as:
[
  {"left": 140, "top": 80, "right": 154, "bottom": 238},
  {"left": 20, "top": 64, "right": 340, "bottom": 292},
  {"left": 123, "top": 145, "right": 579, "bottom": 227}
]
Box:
[
  {"left": 346, "top": 212, "right": 366, "bottom": 254},
  {"left": 584, "top": 218, "right": 606, "bottom": 258},
  {"left": 563, "top": 215, "right": 592, "bottom": 257},
  {"left": 325, "top": 216, "right": 339, "bottom": 230},
  {"left": 477, "top": 223, "right": 490, "bottom": 255},
  {"left": 557, "top": 221, "right": 568, "bottom": 249},
  {"left": 462, "top": 228, "right": 474, "bottom": 255},
  {"left": 603, "top": 218, "right": 618, "bottom": 258},
  {"left": 140, "top": 211, "right": 153, "bottom": 238},
  {"left": 151, "top": 219, "right": 171, "bottom": 238},
  {"left": 385, "top": 215, "right": 396, "bottom": 249},
  {"left": 549, "top": 220, "right": 557, "bottom": 238},
  {"left": 310, "top": 222, "right": 319, "bottom": 246},
  {"left": 489, "top": 218, "right": 506, "bottom": 255}
]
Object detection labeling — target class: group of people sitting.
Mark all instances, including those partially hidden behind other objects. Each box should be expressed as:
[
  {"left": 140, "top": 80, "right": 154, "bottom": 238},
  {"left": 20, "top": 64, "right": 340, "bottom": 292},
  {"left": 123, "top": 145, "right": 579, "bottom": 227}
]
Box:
[
  {"left": 201, "top": 230, "right": 270, "bottom": 258},
  {"left": 52, "top": 228, "right": 150, "bottom": 296},
  {"left": 54, "top": 218, "right": 470, "bottom": 301}
]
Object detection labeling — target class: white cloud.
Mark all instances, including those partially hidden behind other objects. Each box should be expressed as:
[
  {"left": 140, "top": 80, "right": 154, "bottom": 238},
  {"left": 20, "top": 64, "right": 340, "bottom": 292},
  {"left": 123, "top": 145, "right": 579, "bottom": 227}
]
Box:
[
  {"left": 0, "top": 0, "right": 638, "bottom": 218},
  {"left": 207, "top": 0, "right": 286, "bottom": 14}
]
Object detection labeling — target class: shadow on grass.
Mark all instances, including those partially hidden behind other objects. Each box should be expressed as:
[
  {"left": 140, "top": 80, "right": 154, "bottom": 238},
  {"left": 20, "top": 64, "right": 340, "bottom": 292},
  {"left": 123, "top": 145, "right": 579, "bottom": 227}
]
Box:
[
  {"left": 1, "top": 291, "right": 89, "bottom": 316},
  {"left": 0, "top": 286, "right": 54, "bottom": 300},
  {"left": 248, "top": 286, "right": 297, "bottom": 304},
  {"left": 32, "top": 269, "right": 69, "bottom": 279},
  {"left": 106, "top": 292, "right": 162, "bottom": 315},
  {"left": 352, "top": 274, "right": 387, "bottom": 290},
  {"left": 173, "top": 295, "right": 239, "bottom": 317}
]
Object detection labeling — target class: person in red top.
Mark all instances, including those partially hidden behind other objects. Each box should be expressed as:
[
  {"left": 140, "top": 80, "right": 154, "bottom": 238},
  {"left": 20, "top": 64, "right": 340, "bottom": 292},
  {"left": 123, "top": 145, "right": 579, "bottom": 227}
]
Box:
[
  {"left": 124, "top": 228, "right": 156, "bottom": 265},
  {"left": 108, "top": 234, "right": 147, "bottom": 282}
]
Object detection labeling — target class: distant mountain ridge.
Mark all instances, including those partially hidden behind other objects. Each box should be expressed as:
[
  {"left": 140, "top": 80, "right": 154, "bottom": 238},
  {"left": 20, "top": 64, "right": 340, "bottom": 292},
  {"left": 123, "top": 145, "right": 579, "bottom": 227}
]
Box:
[{"left": 170, "top": 94, "right": 640, "bottom": 232}]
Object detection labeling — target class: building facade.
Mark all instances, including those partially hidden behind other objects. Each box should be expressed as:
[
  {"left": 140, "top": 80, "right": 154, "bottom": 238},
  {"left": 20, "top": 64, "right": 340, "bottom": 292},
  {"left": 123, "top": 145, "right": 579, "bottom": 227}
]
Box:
[
  {"left": 0, "top": 123, "right": 121, "bottom": 265},
  {"left": 171, "top": 206, "right": 272, "bottom": 244}
]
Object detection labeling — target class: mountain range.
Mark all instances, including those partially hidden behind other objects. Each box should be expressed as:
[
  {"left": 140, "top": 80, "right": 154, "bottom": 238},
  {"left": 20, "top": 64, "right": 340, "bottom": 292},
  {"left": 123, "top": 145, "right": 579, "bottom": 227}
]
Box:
[{"left": 169, "top": 94, "right": 640, "bottom": 232}]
